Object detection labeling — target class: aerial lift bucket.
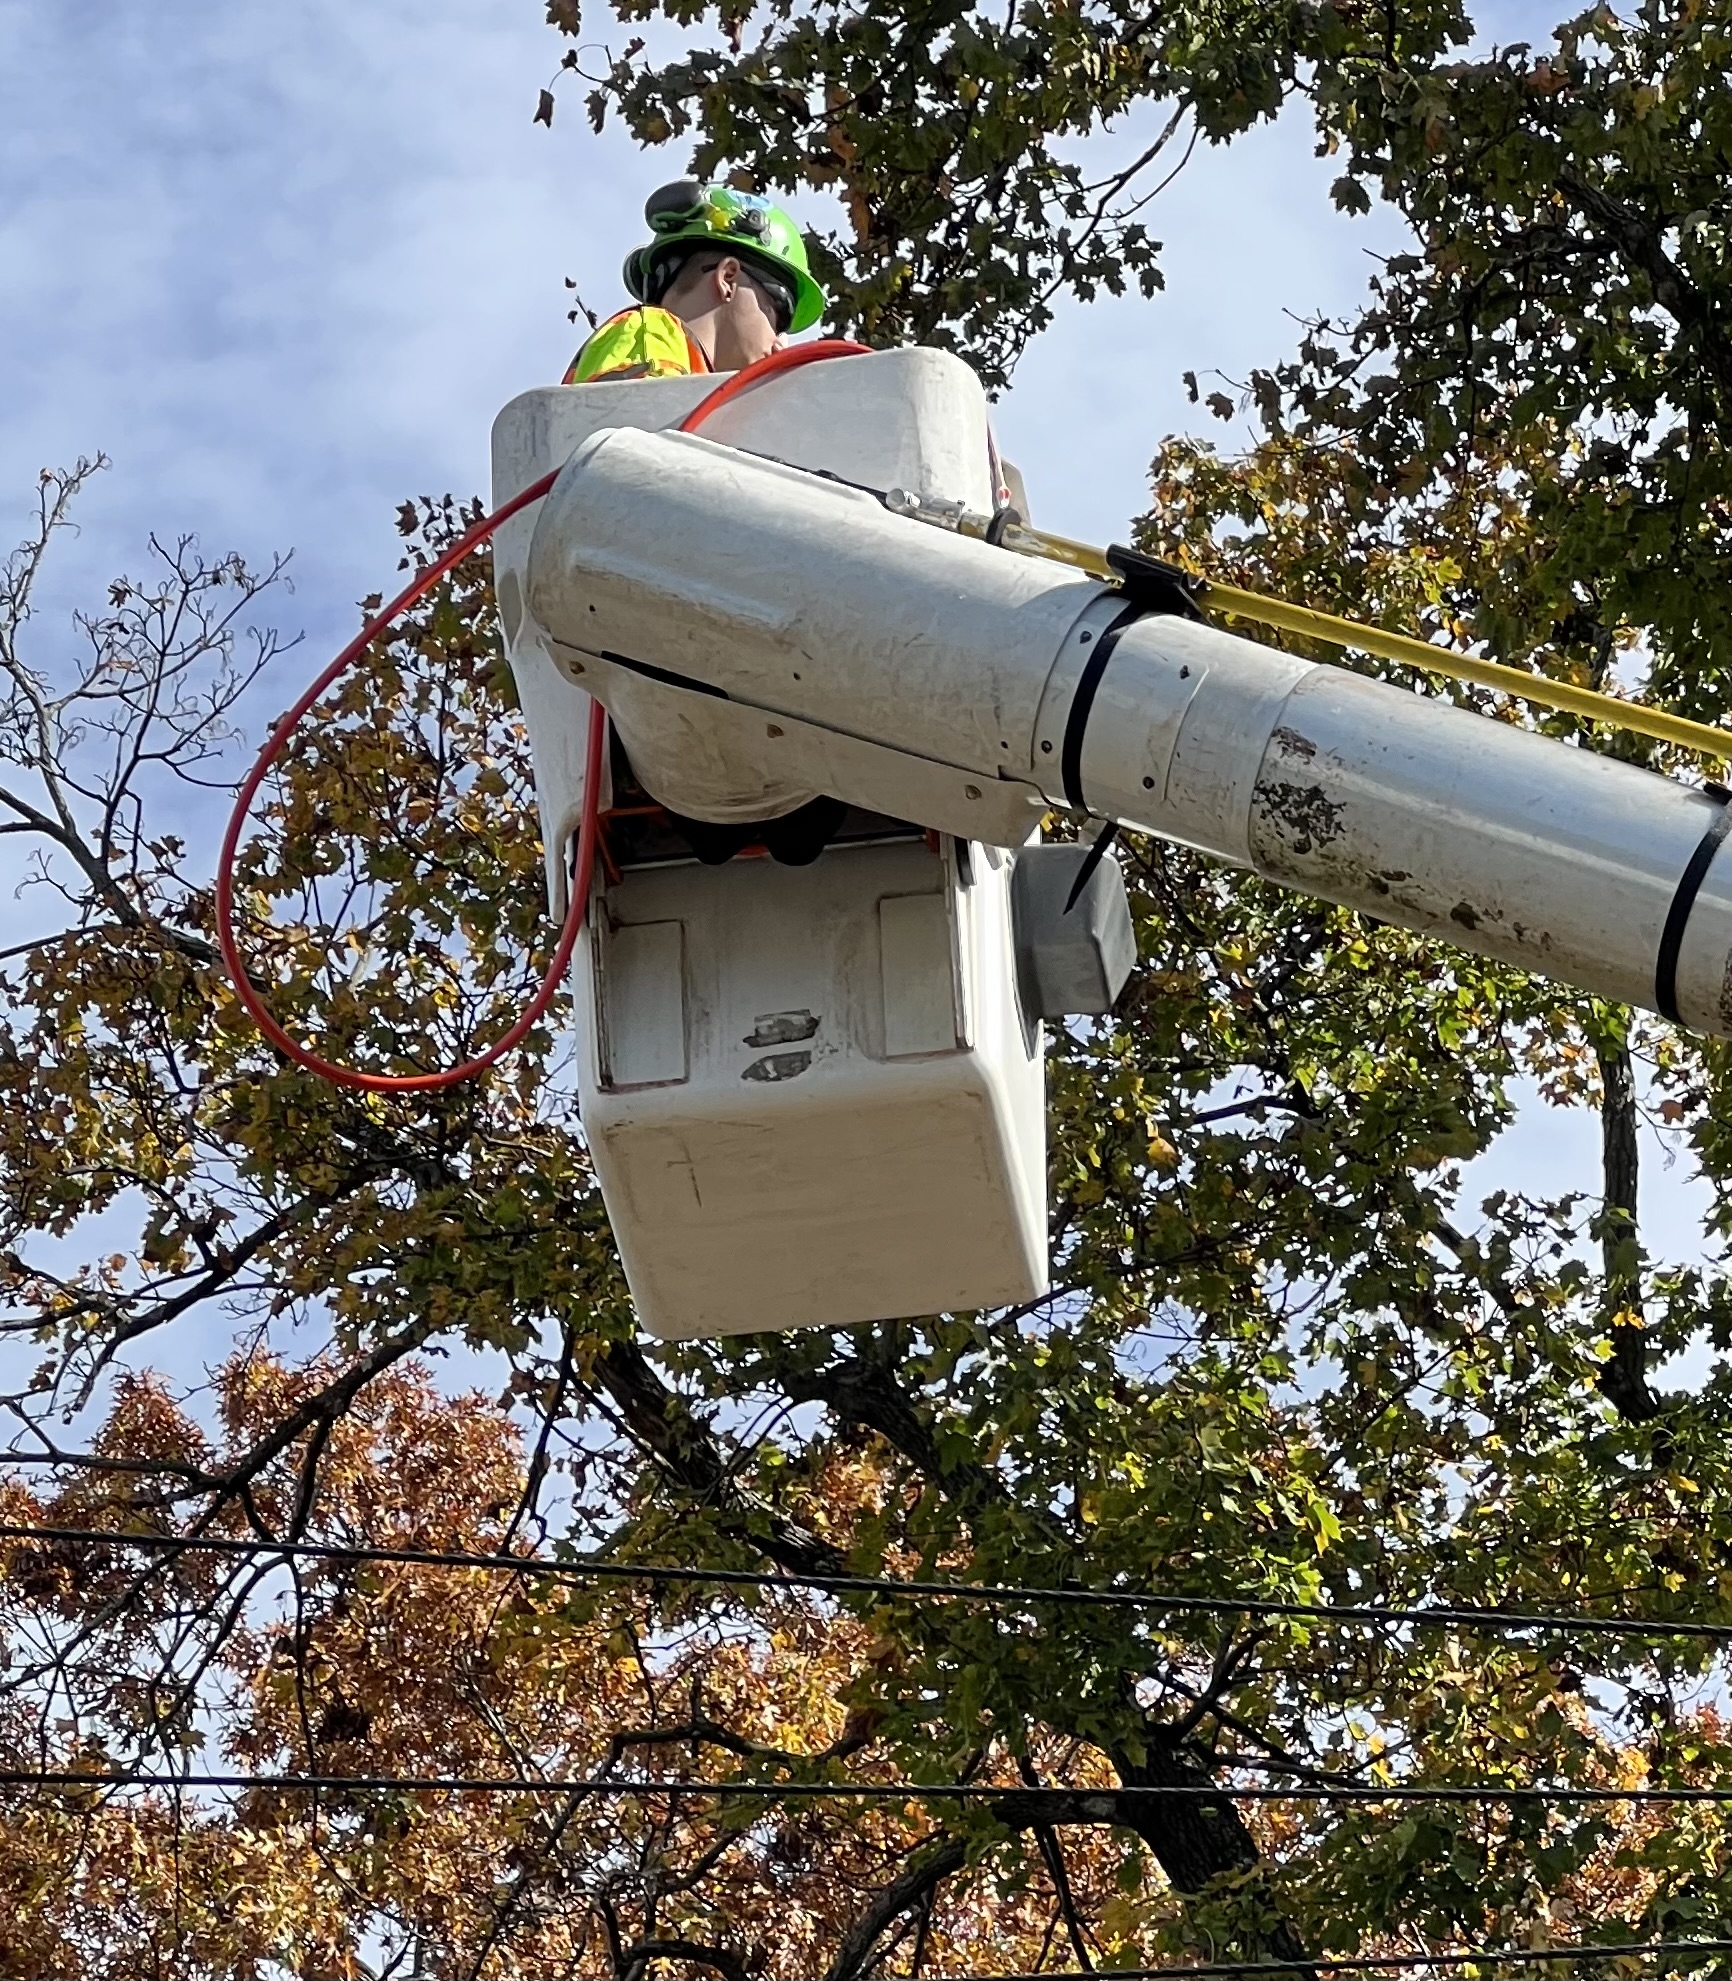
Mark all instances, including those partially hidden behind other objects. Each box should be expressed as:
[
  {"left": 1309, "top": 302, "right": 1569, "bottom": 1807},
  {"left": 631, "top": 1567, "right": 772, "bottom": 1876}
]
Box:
[
  {"left": 497, "top": 346, "right": 1732, "bottom": 1341},
  {"left": 492, "top": 349, "right": 1130, "bottom": 1340}
]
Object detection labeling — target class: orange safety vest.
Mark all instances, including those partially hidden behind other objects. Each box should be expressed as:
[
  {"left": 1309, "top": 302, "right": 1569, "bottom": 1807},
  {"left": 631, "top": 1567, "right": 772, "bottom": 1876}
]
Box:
[{"left": 565, "top": 306, "right": 712, "bottom": 383}]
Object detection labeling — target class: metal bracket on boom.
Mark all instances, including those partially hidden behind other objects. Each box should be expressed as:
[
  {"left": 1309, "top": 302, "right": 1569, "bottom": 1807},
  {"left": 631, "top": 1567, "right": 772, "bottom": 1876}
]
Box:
[{"left": 1103, "top": 544, "right": 1206, "bottom": 622}]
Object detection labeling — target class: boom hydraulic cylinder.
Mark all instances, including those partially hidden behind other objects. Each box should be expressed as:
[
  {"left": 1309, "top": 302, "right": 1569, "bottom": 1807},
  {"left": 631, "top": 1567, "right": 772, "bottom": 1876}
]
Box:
[{"left": 525, "top": 423, "right": 1732, "bottom": 1039}]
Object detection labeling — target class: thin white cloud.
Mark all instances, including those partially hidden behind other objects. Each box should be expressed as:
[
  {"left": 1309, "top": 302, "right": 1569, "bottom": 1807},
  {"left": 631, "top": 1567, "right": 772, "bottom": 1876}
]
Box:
[
  {"left": 4, "top": 0, "right": 1705, "bottom": 1368},
  {"left": 0, "top": 0, "right": 642, "bottom": 647},
  {"left": 3, "top": 1, "right": 1413, "bottom": 615}
]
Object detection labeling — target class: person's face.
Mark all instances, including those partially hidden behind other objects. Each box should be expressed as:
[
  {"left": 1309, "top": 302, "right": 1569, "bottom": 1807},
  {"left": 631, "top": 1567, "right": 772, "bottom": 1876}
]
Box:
[
  {"left": 714, "top": 258, "right": 784, "bottom": 367},
  {"left": 661, "top": 252, "right": 789, "bottom": 368}
]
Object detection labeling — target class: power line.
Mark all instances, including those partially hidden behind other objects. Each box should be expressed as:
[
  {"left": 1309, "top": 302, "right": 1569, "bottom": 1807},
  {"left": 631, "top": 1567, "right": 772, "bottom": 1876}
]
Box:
[
  {"left": 855, "top": 1946, "right": 1732, "bottom": 1979},
  {"left": 4, "top": 1519, "right": 1730, "bottom": 1647},
  {"left": 3, "top": 1768, "right": 1731, "bottom": 1806},
  {"left": 11, "top": 1944, "right": 1732, "bottom": 1981},
  {"left": 9, "top": 1944, "right": 1732, "bottom": 1980}
]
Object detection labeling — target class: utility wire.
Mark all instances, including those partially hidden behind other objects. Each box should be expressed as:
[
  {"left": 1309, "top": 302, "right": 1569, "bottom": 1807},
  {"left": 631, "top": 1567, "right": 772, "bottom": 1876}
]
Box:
[
  {"left": 832, "top": 1946, "right": 1732, "bottom": 1979},
  {"left": 5, "top": 1769, "right": 1732, "bottom": 1806},
  {"left": 3, "top": 1518, "right": 1730, "bottom": 1647},
  {"left": 15, "top": 1948, "right": 1732, "bottom": 1981},
  {"left": 9, "top": 1942, "right": 1731, "bottom": 1979}
]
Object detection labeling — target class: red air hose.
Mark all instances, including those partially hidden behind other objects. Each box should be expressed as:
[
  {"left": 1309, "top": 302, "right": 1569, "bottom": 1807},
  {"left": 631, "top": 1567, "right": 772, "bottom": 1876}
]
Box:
[
  {"left": 216, "top": 338, "right": 869, "bottom": 1093},
  {"left": 677, "top": 337, "right": 870, "bottom": 434}
]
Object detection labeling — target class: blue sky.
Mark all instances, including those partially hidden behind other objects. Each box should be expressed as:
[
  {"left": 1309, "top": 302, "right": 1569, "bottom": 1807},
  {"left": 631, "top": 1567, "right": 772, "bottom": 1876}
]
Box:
[
  {"left": 0, "top": 1, "right": 1421, "bottom": 628},
  {"left": 1, "top": 0, "right": 1717, "bottom": 1385}
]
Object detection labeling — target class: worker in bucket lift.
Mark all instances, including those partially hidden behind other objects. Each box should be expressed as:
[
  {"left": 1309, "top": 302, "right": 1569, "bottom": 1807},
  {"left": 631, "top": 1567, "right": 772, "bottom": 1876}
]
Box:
[
  {"left": 566, "top": 180, "right": 828, "bottom": 383},
  {"left": 566, "top": 180, "right": 848, "bottom": 865}
]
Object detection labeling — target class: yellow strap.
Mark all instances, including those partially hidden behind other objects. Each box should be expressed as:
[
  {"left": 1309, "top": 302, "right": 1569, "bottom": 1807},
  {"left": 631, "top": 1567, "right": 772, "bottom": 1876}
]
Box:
[
  {"left": 988, "top": 518, "right": 1732, "bottom": 766},
  {"left": 1205, "top": 581, "right": 1732, "bottom": 763}
]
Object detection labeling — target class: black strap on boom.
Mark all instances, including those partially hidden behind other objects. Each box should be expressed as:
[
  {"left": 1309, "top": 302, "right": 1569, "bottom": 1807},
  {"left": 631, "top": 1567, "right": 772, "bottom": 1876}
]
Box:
[
  {"left": 1655, "top": 782, "right": 1732, "bottom": 1024},
  {"left": 1059, "top": 600, "right": 1144, "bottom": 813},
  {"left": 1058, "top": 544, "right": 1206, "bottom": 819}
]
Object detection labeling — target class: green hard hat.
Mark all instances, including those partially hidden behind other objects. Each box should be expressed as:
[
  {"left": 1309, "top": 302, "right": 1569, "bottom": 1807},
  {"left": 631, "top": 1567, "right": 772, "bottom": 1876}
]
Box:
[{"left": 624, "top": 180, "right": 828, "bottom": 336}]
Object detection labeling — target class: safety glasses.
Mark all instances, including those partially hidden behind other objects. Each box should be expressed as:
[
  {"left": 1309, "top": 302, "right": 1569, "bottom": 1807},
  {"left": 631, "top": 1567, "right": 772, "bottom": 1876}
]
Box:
[{"left": 738, "top": 263, "right": 794, "bottom": 334}]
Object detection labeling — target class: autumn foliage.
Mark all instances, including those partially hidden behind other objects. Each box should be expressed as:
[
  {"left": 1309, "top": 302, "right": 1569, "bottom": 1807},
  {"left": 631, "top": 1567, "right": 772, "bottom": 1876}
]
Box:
[{"left": 7, "top": 0, "right": 1732, "bottom": 1973}]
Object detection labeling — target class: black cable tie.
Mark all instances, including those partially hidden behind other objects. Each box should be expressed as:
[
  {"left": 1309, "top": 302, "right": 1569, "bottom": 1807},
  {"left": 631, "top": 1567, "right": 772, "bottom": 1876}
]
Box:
[
  {"left": 1057, "top": 553, "right": 1209, "bottom": 816},
  {"left": 1654, "top": 781, "right": 1732, "bottom": 1024},
  {"left": 1063, "top": 823, "right": 1120, "bottom": 914}
]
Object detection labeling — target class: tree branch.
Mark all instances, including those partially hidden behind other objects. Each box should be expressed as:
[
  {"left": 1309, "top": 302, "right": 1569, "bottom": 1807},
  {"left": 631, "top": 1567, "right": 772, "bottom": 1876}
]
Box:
[
  {"left": 1595, "top": 1038, "right": 1663, "bottom": 1423},
  {"left": 602, "top": 1708, "right": 873, "bottom": 1776},
  {"left": 823, "top": 1835, "right": 970, "bottom": 1981},
  {"left": 587, "top": 1340, "right": 847, "bottom": 1578},
  {"left": 623, "top": 1938, "right": 750, "bottom": 1981},
  {"left": 1019, "top": 1755, "right": 1095, "bottom": 1972},
  {"left": 1556, "top": 166, "right": 1732, "bottom": 399}
]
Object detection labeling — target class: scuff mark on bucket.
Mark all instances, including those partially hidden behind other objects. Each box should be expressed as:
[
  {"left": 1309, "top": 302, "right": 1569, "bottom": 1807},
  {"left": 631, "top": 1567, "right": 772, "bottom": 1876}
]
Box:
[{"left": 742, "top": 1050, "right": 814, "bottom": 1083}]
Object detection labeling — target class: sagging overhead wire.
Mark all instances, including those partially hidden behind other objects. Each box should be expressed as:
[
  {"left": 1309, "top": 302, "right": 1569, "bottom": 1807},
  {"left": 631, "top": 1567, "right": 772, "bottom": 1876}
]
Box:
[
  {"left": 5, "top": 1767, "right": 1732, "bottom": 1807},
  {"left": 4, "top": 1521, "right": 1730, "bottom": 1647},
  {"left": 810, "top": 1946, "right": 1732, "bottom": 1980}
]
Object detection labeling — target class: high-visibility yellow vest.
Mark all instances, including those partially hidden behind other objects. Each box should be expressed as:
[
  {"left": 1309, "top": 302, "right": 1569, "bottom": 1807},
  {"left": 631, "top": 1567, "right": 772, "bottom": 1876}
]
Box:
[{"left": 564, "top": 307, "right": 712, "bottom": 384}]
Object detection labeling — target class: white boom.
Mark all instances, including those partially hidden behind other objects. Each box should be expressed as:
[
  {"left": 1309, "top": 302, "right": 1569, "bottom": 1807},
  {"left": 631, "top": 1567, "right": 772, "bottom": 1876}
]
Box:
[
  {"left": 525, "top": 421, "right": 1732, "bottom": 1039},
  {"left": 492, "top": 348, "right": 1732, "bottom": 1339}
]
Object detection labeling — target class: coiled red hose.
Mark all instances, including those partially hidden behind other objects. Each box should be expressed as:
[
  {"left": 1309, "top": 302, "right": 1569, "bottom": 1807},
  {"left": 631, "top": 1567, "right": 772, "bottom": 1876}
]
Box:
[{"left": 215, "top": 338, "right": 869, "bottom": 1093}]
